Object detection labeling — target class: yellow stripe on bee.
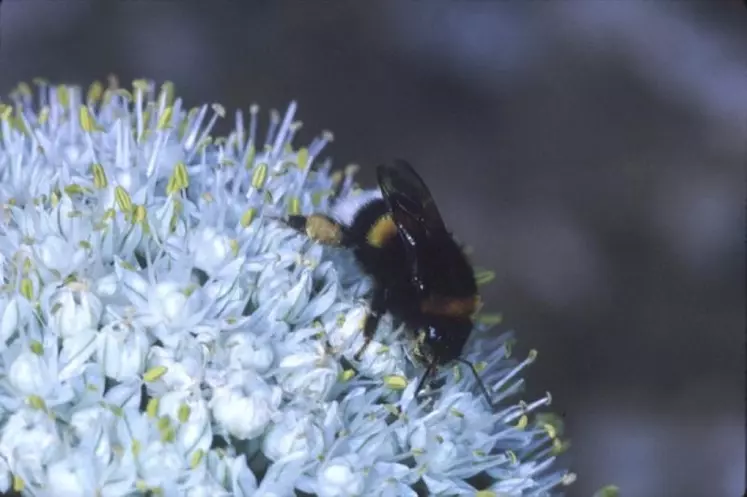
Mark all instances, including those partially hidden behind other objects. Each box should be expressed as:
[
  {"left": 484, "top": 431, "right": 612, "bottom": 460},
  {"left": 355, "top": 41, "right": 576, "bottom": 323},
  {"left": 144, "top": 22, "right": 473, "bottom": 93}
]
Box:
[{"left": 366, "top": 214, "right": 397, "bottom": 248}]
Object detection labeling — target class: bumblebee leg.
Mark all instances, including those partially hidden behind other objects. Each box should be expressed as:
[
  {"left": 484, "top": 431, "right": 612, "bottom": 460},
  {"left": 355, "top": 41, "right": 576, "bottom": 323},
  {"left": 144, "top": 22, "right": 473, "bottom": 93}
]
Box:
[
  {"left": 353, "top": 286, "right": 386, "bottom": 361},
  {"left": 285, "top": 214, "right": 347, "bottom": 246},
  {"left": 414, "top": 364, "right": 437, "bottom": 401}
]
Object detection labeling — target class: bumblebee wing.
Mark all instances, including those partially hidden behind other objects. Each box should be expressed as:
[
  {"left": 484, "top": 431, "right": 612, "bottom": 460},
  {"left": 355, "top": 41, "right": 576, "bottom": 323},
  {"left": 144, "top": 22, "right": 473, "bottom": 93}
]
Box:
[
  {"left": 376, "top": 159, "right": 447, "bottom": 237},
  {"left": 377, "top": 160, "right": 446, "bottom": 294}
]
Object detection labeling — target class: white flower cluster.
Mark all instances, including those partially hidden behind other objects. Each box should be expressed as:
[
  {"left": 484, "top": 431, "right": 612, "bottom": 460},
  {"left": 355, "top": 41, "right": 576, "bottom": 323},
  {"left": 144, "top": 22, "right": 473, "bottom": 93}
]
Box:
[{"left": 0, "top": 79, "right": 574, "bottom": 496}]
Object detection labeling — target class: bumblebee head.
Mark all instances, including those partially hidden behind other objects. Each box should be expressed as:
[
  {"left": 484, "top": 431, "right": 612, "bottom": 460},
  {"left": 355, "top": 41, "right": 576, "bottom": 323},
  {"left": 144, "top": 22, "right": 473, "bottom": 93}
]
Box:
[
  {"left": 417, "top": 314, "right": 495, "bottom": 409},
  {"left": 419, "top": 314, "right": 473, "bottom": 365}
]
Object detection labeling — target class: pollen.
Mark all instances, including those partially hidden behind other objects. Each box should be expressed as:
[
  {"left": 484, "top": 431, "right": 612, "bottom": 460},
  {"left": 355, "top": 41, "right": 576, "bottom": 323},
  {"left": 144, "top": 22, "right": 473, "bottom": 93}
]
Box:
[{"left": 306, "top": 214, "right": 343, "bottom": 245}]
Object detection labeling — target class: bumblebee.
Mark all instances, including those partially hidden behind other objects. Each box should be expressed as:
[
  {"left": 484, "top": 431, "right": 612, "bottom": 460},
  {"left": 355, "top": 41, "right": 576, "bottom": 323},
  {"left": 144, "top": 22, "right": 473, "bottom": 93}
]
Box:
[{"left": 286, "top": 159, "right": 492, "bottom": 407}]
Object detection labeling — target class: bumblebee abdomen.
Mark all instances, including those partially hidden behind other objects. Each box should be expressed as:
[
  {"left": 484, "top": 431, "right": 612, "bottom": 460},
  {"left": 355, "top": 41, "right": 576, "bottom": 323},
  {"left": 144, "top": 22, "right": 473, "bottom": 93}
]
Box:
[{"left": 344, "top": 199, "right": 410, "bottom": 284}]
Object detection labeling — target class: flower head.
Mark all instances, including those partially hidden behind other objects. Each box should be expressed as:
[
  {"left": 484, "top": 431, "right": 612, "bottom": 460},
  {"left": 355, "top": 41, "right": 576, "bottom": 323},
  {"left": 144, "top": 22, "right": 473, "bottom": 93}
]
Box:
[{"left": 0, "top": 78, "right": 574, "bottom": 495}]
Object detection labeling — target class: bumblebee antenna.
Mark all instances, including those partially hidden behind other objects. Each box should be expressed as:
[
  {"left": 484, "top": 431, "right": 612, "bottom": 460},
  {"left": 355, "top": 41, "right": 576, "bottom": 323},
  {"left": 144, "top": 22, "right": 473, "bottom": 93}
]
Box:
[
  {"left": 413, "top": 359, "right": 494, "bottom": 410},
  {"left": 455, "top": 357, "right": 494, "bottom": 409}
]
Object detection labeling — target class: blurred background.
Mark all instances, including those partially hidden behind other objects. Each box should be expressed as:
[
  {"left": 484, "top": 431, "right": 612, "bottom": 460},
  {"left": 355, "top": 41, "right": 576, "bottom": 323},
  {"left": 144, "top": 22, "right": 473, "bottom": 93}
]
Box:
[{"left": 0, "top": 2, "right": 744, "bottom": 496}]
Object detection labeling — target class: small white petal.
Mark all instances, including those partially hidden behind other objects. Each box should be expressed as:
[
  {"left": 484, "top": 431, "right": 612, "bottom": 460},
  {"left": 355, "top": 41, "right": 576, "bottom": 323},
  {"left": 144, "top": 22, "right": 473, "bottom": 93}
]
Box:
[
  {"left": 0, "top": 297, "right": 20, "bottom": 344},
  {"left": 210, "top": 376, "right": 282, "bottom": 440},
  {"left": 228, "top": 454, "right": 259, "bottom": 497},
  {"left": 262, "top": 410, "right": 324, "bottom": 463},
  {"left": 96, "top": 322, "right": 149, "bottom": 381},
  {"left": 45, "top": 458, "right": 88, "bottom": 497},
  {"left": 158, "top": 391, "right": 212, "bottom": 457},
  {"left": 224, "top": 331, "right": 274, "bottom": 374},
  {"left": 58, "top": 330, "right": 98, "bottom": 381},
  {"left": 316, "top": 456, "right": 365, "bottom": 497},
  {"left": 49, "top": 287, "right": 103, "bottom": 339},
  {"left": 8, "top": 350, "right": 51, "bottom": 396}
]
